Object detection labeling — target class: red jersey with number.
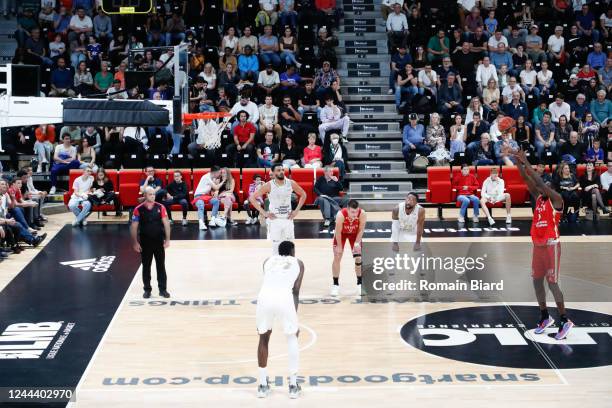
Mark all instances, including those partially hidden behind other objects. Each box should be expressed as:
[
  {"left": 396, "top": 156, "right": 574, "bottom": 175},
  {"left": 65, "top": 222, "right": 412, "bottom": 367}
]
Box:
[
  {"left": 531, "top": 195, "right": 561, "bottom": 245},
  {"left": 340, "top": 208, "right": 361, "bottom": 236}
]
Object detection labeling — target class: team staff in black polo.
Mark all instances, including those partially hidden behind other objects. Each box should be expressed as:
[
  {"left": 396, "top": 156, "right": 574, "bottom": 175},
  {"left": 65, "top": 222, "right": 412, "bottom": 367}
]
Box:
[{"left": 131, "top": 186, "right": 171, "bottom": 299}]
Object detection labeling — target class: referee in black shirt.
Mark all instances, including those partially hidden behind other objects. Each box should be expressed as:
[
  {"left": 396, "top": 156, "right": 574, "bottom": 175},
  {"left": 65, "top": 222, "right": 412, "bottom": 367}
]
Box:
[{"left": 131, "top": 186, "right": 171, "bottom": 298}]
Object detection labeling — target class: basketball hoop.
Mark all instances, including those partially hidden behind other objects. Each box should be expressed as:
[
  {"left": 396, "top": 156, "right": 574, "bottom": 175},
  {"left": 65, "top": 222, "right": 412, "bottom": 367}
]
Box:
[
  {"left": 184, "top": 112, "right": 233, "bottom": 150},
  {"left": 182, "top": 112, "right": 232, "bottom": 125}
]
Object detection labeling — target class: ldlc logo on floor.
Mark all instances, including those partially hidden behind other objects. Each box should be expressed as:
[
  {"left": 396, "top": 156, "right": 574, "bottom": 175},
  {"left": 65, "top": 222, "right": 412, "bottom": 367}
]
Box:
[
  {"left": 0, "top": 322, "right": 75, "bottom": 359},
  {"left": 401, "top": 306, "right": 612, "bottom": 369},
  {"left": 60, "top": 256, "right": 116, "bottom": 272}
]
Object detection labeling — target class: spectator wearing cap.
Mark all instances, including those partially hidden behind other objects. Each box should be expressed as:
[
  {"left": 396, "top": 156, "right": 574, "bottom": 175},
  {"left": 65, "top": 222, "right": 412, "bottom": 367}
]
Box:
[
  {"left": 238, "top": 45, "right": 259, "bottom": 82},
  {"left": 68, "top": 7, "right": 93, "bottom": 43},
  {"left": 402, "top": 114, "right": 431, "bottom": 171},
  {"left": 386, "top": 3, "right": 408, "bottom": 53},
  {"left": 587, "top": 43, "right": 606, "bottom": 71},
  {"left": 259, "top": 25, "right": 281, "bottom": 69},
  {"left": 562, "top": 74, "right": 581, "bottom": 103},
  {"left": 576, "top": 4, "right": 599, "bottom": 42},
  {"left": 525, "top": 25, "right": 546, "bottom": 64},
  {"left": 437, "top": 73, "right": 464, "bottom": 116},
  {"left": 107, "top": 79, "right": 128, "bottom": 100},
  {"left": 549, "top": 93, "right": 571, "bottom": 124},
  {"left": 546, "top": 26, "right": 565, "bottom": 64},
  {"left": 590, "top": 90, "right": 612, "bottom": 125}
]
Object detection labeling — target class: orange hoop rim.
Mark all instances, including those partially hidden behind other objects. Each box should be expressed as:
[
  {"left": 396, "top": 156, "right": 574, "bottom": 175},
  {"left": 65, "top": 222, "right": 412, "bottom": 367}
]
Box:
[{"left": 182, "top": 112, "right": 232, "bottom": 124}]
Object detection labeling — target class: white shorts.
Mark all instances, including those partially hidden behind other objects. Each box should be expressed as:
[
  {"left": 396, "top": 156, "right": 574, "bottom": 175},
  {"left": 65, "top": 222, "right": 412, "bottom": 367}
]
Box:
[
  {"left": 256, "top": 296, "right": 298, "bottom": 335},
  {"left": 267, "top": 218, "right": 295, "bottom": 242},
  {"left": 396, "top": 231, "right": 418, "bottom": 243},
  {"left": 484, "top": 195, "right": 507, "bottom": 203}
]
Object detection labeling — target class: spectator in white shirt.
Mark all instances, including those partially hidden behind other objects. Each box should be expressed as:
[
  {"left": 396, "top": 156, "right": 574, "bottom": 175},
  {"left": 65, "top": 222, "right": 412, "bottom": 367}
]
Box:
[
  {"left": 547, "top": 26, "right": 565, "bottom": 63},
  {"left": 386, "top": 3, "right": 408, "bottom": 52},
  {"left": 548, "top": 93, "right": 571, "bottom": 123},
  {"left": 319, "top": 95, "right": 350, "bottom": 143},
  {"left": 68, "top": 165, "right": 94, "bottom": 227},
  {"left": 600, "top": 161, "right": 612, "bottom": 206},
  {"left": 487, "top": 31, "right": 508, "bottom": 51},
  {"left": 476, "top": 56, "right": 498, "bottom": 94},
  {"left": 536, "top": 61, "right": 555, "bottom": 96},
  {"left": 229, "top": 94, "right": 260, "bottom": 125},
  {"left": 519, "top": 59, "right": 539, "bottom": 98},
  {"left": 68, "top": 7, "right": 93, "bottom": 43},
  {"left": 501, "top": 76, "right": 525, "bottom": 104},
  {"left": 417, "top": 64, "right": 439, "bottom": 97},
  {"left": 107, "top": 79, "right": 128, "bottom": 99},
  {"left": 479, "top": 167, "right": 512, "bottom": 225},
  {"left": 258, "top": 95, "right": 282, "bottom": 140},
  {"left": 381, "top": 0, "right": 401, "bottom": 21}
]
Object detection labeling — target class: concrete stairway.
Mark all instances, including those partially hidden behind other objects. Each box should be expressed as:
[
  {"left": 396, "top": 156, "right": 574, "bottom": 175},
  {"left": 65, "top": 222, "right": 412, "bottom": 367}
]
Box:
[
  {"left": 338, "top": 0, "right": 426, "bottom": 210},
  {"left": 0, "top": 17, "right": 17, "bottom": 63}
]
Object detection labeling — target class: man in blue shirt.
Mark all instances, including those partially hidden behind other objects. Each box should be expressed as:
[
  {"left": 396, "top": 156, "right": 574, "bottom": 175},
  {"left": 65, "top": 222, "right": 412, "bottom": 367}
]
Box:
[
  {"left": 502, "top": 91, "right": 529, "bottom": 120},
  {"left": 590, "top": 90, "right": 612, "bottom": 125},
  {"left": 587, "top": 43, "right": 606, "bottom": 70},
  {"left": 576, "top": 4, "right": 599, "bottom": 42},
  {"left": 489, "top": 43, "right": 513, "bottom": 73},
  {"left": 49, "top": 57, "right": 75, "bottom": 97},
  {"left": 389, "top": 45, "right": 412, "bottom": 94},
  {"left": 402, "top": 113, "right": 430, "bottom": 171},
  {"left": 238, "top": 45, "right": 259, "bottom": 82},
  {"left": 279, "top": 65, "right": 302, "bottom": 98}
]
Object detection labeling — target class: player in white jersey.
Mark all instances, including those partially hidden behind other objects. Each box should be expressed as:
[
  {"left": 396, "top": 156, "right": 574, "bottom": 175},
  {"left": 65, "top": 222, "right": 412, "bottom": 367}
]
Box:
[
  {"left": 249, "top": 164, "right": 307, "bottom": 254},
  {"left": 256, "top": 241, "right": 305, "bottom": 399},
  {"left": 391, "top": 192, "right": 425, "bottom": 251}
]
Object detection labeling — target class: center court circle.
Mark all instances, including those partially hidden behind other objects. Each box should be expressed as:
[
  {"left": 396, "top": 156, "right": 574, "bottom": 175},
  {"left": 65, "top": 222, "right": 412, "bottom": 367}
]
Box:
[{"left": 400, "top": 306, "right": 612, "bottom": 369}]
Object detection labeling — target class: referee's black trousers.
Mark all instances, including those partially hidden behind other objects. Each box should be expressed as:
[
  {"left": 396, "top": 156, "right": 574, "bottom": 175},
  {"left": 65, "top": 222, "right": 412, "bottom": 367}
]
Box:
[{"left": 141, "top": 238, "right": 167, "bottom": 292}]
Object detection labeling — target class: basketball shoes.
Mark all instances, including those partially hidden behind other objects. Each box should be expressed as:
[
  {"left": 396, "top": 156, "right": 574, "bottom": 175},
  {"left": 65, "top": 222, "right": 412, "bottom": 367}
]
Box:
[
  {"left": 257, "top": 383, "right": 271, "bottom": 398},
  {"left": 555, "top": 320, "right": 574, "bottom": 340},
  {"left": 289, "top": 384, "right": 302, "bottom": 399},
  {"left": 534, "top": 317, "right": 555, "bottom": 334}
]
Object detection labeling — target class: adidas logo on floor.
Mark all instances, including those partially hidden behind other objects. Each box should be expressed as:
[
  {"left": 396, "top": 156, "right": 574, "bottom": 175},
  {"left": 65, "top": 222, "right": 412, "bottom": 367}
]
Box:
[{"left": 60, "top": 256, "right": 116, "bottom": 272}]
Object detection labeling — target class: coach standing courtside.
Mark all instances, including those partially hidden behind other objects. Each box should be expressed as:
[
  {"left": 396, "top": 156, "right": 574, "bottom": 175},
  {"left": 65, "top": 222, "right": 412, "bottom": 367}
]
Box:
[{"left": 130, "top": 186, "right": 171, "bottom": 299}]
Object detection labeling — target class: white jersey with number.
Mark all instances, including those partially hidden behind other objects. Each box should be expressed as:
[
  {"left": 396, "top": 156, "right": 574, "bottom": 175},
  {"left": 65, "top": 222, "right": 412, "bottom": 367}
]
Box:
[
  {"left": 256, "top": 255, "right": 300, "bottom": 335},
  {"left": 267, "top": 178, "right": 295, "bottom": 244},
  {"left": 395, "top": 203, "right": 422, "bottom": 242}
]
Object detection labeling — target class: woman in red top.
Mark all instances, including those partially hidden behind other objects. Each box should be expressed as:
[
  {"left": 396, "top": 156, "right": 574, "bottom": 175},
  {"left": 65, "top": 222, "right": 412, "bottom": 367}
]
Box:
[
  {"left": 452, "top": 163, "right": 481, "bottom": 223},
  {"left": 302, "top": 133, "right": 323, "bottom": 168},
  {"left": 34, "top": 124, "right": 56, "bottom": 172},
  {"left": 577, "top": 64, "right": 597, "bottom": 81}
]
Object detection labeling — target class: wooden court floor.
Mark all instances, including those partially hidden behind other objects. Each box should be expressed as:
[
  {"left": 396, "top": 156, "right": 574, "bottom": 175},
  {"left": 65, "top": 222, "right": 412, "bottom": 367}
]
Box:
[{"left": 2, "top": 213, "right": 612, "bottom": 408}]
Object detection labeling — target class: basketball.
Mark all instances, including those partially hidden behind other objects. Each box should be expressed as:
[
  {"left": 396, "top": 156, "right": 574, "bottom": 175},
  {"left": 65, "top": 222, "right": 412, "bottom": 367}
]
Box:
[{"left": 498, "top": 116, "right": 516, "bottom": 133}]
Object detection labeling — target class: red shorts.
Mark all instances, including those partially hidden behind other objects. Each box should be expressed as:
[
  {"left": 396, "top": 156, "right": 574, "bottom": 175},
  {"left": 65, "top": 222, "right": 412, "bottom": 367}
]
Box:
[
  {"left": 333, "top": 234, "right": 360, "bottom": 254},
  {"left": 531, "top": 243, "right": 561, "bottom": 283}
]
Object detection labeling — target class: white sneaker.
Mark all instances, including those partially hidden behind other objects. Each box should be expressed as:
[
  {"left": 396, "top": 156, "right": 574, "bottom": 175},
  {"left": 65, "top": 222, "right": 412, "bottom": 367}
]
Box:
[
  {"left": 488, "top": 217, "right": 495, "bottom": 226},
  {"left": 257, "top": 383, "right": 271, "bottom": 398},
  {"left": 36, "top": 165, "right": 42, "bottom": 173},
  {"left": 49, "top": 186, "right": 56, "bottom": 195},
  {"left": 198, "top": 219, "right": 207, "bottom": 230},
  {"left": 246, "top": 217, "right": 253, "bottom": 225},
  {"left": 82, "top": 220, "right": 88, "bottom": 226},
  {"left": 71, "top": 220, "right": 78, "bottom": 227},
  {"left": 209, "top": 217, "right": 217, "bottom": 227},
  {"left": 472, "top": 216, "right": 479, "bottom": 223},
  {"left": 458, "top": 216, "right": 465, "bottom": 223},
  {"left": 387, "top": 88, "right": 394, "bottom": 95},
  {"left": 182, "top": 219, "right": 188, "bottom": 226},
  {"left": 323, "top": 219, "right": 331, "bottom": 227},
  {"left": 356, "top": 284, "right": 362, "bottom": 296},
  {"left": 506, "top": 215, "right": 512, "bottom": 224},
  {"left": 330, "top": 284, "right": 340, "bottom": 297}
]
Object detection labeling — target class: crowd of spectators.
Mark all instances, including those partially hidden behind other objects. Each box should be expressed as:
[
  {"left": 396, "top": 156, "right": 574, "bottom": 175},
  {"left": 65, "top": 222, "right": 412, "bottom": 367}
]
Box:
[
  {"left": 3, "top": 0, "right": 352, "bottom": 186},
  {"left": 386, "top": 0, "right": 611, "bottom": 172}
]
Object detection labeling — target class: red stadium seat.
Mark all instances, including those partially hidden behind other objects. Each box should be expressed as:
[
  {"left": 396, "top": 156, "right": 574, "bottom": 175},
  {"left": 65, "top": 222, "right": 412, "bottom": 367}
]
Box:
[
  {"left": 155, "top": 169, "right": 168, "bottom": 187},
  {"left": 192, "top": 168, "right": 211, "bottom": 190},
  {"left": 575, "top": 164, "right": 586, "bottom": 179},
  {"left": 241, "top": 168, "right": 268, "bottom": 204},
  {"left": 230, "top": 168, "right": 240, "bottom": 209},
  {"left": 426, "top": 167, "right": 452, "bottom": 203},
  {"left": 63, "top": 169, "right": 84, "bottom": 205},
  {"left": 501, "top": 166, "right": 529, "bottom": 205},
  {"left": 167, "top": 169, "right": 193, "bottom": 211},
  {"left": 289, "top": 168, "right": 317, "bottom": 204},
  {"left": 118, "top": 169, "right": 144, "bottom": 208},
  {"left": 91, "top": 170, "right": 121, "bottom": 213}
]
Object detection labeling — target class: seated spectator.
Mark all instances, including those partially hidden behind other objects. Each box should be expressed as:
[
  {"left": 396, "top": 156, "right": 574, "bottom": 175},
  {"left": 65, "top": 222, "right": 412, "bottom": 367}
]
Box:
[
  {"left": 468, "top": 26, "right": 487, "bottom": 60},
  {"left": 482, "top": 79, "right": 500, "bottom": 111},
  {"left": 323, "top": 133, "right": 348, "bottom": 180},
  {"left": 519, "top": 59, "right": 539, "bottom": 98},
  {"left": 139, "top": 166, "right": 166, "bottom": 203},
  {"left": 485, "top": 100, "right": 502, "bottom": 123},
  {"left": 453, "top": 163, "right": 480, "bottom": 223},
  {"left": 121, "top": 126, "right": 148, "bottom": 157},
  {"left": 480, "top": 167, "right": 512, "bottom": 225},
  {"left": 25, "top": 27, "right": 53, "bottom": 67},
  {"left": 317, "top": 27, "right": 339, "bottom": 67},
  {"left": 257, "top": 131, "right": 280, "bottom": 168},
  {"left": 67, "top": 165, "right": 93, "bottom": 227},
  {"left": 549, "top": 93, "right": 571, "bottom": 124},
  {"left": 257, "top": 0, "right": 279, "bottom": 27},
  {"left": 437, "top": 73, "right": 464, "bottom": 116},
  {"left": 525, "top": 25, "right": 546, "bottom": 63},
  {"left": 580, "top": 161, "right": 609, "bottom": 218},
  {"left": 512, "top": 115, "right": 533, "bottom": 152},
  {"left": 165, "top": 12, "right": 185, "bottom": 45},
  {"left": 494, "top": 130, "right": 519, "bottom": 165},
  {"left": 107, "top": 79, "right": 128, "bottom": 99},
  {"left": 490, "top": 43, "right": 513, "bottom": 72},
  {"left": 280, "top": 135, "right": 302, "bottom": 169},
  {"left": 280, "top": 27, "right": 300, "bottom": 68},
  {"left": 89, "top": 168, "right": 121, "bottom": 217},
  {"left": 402, "top": 114, "right": 430, "bottom": 171},
  {"left": 259, "top": 25, "right": 281, "bottom": 69},
  {"left": 20, "top": 167, "right": 48, "bottom": 224},
  {"left": 33, "top": 124, "right": 56, "bottom": 173},
  {"left": 579, "top": 112, "right": 601, "bottom": 146},
  {"left": 314, "top": 166, "right": 347, "bottom": 227},
  {"left": 200, "top": 63, "right": 217, "bottom": 92},
  {"left": 465, "top": 97, "right": 484, "bottom": 125},
  {"left": 86, "top": 35, "right": 102, "bottom": 70},
  {"left": 15, "top": 8, "right": 37, "bottom": 48},
  {"left": 475, "top": 56, "right": 497, "bottom": 94},
  {"left": 559, "top": 131, "right": 586, "bottom": 164},
  {"left": 535, "top": 111, "right": 557, "bottom": 159},
  {"left": 188, "top": 117, "right": 221, "bottom": 164},
  {"left": 466, "top": 112, "right": 489, "bottom": 149},
  {"left": 600, "top": 161, "right": 612, "bottom": 208},
  {"left": 556, "top": 115, "right": 573, "bottom": 145},
  {"left": 297, "top": 80, "right": 321, "bottom": 118},
  {"left": 590, "top": 90, "right": 612, "bottom": 125},
  {"left": 192, "top": 166, "right": 222, "bottom": 230},
  {"left": 230, "top": 92, "right": 260, "bottom": 126},
  {"left": 599, "top": 57, "right": 612, "bottom": 92},
  {"left": 219, "top": 47, "right": 238, "bottom": 76},
  {"left": 49, "top": 33, "right": 67, "bottom": 62},
  {"left": 319, "top": 95, "right": 349, "bottom": 144},
  {"left": 417, "top": 63, "right": 439, "bottom": 97},
  {"left": 426, "top": 29, "right": 450, "bottom": 64},
  {"left": 256, "top": 64, "right": 280, "bottom": 104},
  {"left": 218, "top": 63, "right": 240, "bottom": 99},
  {"left": 49, "top": 134, "right": 80, "bottom": 194},
  {"left": 487, "top": 30, "right": 507, "bottom": 50},
  {"left": 161, "top": 170, "right": 189, "bottom": 226},
  {"left": 546, "top": 26, "right": 565, "bottom": 64},
  {"left": 49, "top": 57, "right": 75, "bottom": 97},
  {"left": 576, "top": 4, "right": 599, "bottom": 42},
  {"left": 503, "top": 91, "right": 529, "bottom": 120},
  {"left": 501, "top": 76, "right": 524, "bottom": 104},
  {"left": 259, "top": 95, "right": 282, "bottom": 141},
  {"left": 554, "top": 162, "right": 580, "bottom": 222},
  {"left": 314, "top": 61, "right": 339, "bottom": 100},
  {"left": 238, "top": 26, "right": 258, "bottom": 54},
  {"left": 0, "top": 179, "right": 46, "bottom": 248},
  {"left": 93, "top": 10, "right": 113, "bottom": 44},
  {"left": 395, "top": 64, "right": 422, "bottom": 110},
  {"left": 512, "top": 45, "right": 528, "bottom": 73},
  {"left": 244, "top": 173, "right": 265, "bottom": 225},
  {"left": 74, "top": 60, "right": 94, "bottom": 96},
  {"left": 536, "top": 61, "right": 555, "bottom": 97},
  {"left": 570, "top": 93, "right": 589, "bottom": 126},
  {"left": 426, "top": 113, "right": 450, "bottom": 165},
  {"left": 279, "top": 95, "right": 304, "bottom": 143},
  {"left": 585, "top": 139, "right": 605, "bottom": 164},
  {"left": 470, "top": 133, "right": 495, "bottom": 165},
  {"left": 221, "top": 27, "right": 239, "bottom": 56},
  {"left": 226, "top": 110, "right": 256, "bottom": 167},
  {"left": 386, "top": 4, "right": 408, "bottom": 53},
  {"left": 94, "top": 61, "right": 113, "bottom": 93},
  {"left": 450, "top": 114, "right": 467, "bottom": 159},
  {"left": 303, "top": 133, "right": 323, "bottom": 168},
  {"left": 210, "top": 167, "right": 237, "bottom": 227},
  {"left": 77, "top": 137, "right": 98, "bottom": 172},
  {"left": 279, "top": 65, "right": 302, "bottom": 99},
  {"left": 68, "top": 7, "right": 93, "bottom": 43},
  {"left": 8, "top": 178, "right": 38, "bottom": 232},
  {"left": 279, "top": 0, "right": 298, "bottom": 28}
]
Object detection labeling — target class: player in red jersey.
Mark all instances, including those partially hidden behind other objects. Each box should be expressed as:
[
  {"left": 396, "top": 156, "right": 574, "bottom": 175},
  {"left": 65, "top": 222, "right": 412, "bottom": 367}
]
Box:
[
  {"left": 331, "top": 199, "right": 367, "bottom": 297},
  {"left": 514, "top": 150, "right": 573, "bottom": 340}
]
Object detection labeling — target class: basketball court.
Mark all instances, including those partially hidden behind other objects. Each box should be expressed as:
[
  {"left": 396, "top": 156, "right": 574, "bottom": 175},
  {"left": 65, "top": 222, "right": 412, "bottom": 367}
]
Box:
[{"left": 1, "top": 211, "right": 611, "bottom": 407}]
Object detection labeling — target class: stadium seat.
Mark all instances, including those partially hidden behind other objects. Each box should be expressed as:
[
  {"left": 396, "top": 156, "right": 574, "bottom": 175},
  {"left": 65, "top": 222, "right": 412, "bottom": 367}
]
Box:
[
  {"left": 119, "top": 169, "right": 144, "bottom": 208},
  {"left": 241, "top": 168, "right": 269, "bottom": 203},
  {"left": 167, "top": 169, "right": 193, "bottom": 211},
  {"left": 426, "top": 167, "right": 452, "bottom": 218},
  {"left": 289, "top": 168, "right": 317, "bottom": 204},
  {"left": 155, "top": 169, "right": 168, "bottom": 187},
  {"left": 63, "top": 169, "right": 84, "bottom": 205},
  {"left": 501, "top": 166, "right": 529, "bottom": 205},
  {"left": 230, "top": 168, "right": 241, "bottom": 209}
]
